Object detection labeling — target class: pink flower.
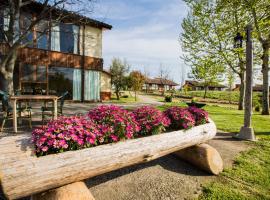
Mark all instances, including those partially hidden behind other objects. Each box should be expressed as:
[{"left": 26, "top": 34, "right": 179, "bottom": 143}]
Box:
[
  {"left": 111, "top": 135, "right": 119, "bottom": 142},
  {"left": 41, "top": 146, "right": 48, "bottom": 152}
]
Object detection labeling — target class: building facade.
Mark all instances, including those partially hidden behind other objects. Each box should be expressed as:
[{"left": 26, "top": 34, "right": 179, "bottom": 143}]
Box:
[
  {"left": 182, "top": 80, "right": 227, "bottom": 91},
  {"left": 143, "top": 78, "right": 178, "bottom": 93},
  {"left": 0, "top": 2, "right": 112, "bottom": 101}
]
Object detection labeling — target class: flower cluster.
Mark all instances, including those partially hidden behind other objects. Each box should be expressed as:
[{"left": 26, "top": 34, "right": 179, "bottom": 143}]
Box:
[
  {"left": 188, "top": 106, "right": 209, "bottom": 125},
  {"left": 133, "top": 106, "right": 171, "bottom": 136},
  {"left": 88, "top": 105, "right": 140, "bottom": 141},
  {"left": 32, "top": 105, "right": 210, "bottom": 157},
  {"left": 165, "top": 107, "right": 195, "bottom": 130},
  {"left": 32, "top": 116, "right": 99, "bottom": 156}
]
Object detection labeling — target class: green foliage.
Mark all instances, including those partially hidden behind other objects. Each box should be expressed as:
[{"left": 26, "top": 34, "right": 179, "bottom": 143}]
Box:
[
  {"left": 164, "top": 95, "right": 172, "bottom": 102},
  {"left": 178, "top": 90, "right": 261, "bottom": 104},
  {"left": 129, "top": 71, "right": 145, "bottom": 101},
  {"left": 110, "top": 58, "right": 130, "bottom": 100}
]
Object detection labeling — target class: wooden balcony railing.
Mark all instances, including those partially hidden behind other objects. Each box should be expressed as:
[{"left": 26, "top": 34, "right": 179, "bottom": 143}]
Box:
[{"left": 0, "top": 43, "right": 103, "bottom": 70}]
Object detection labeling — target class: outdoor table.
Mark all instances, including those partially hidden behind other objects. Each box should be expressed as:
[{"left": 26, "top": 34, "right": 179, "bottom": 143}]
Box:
[{"left": 10, "top": 95, "right": 58, "bottom": 133}]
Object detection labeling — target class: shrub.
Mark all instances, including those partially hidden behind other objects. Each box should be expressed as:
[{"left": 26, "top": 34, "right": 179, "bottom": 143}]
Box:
[
  {"left": 165, "top": 107, "right": 195, "bottom": 130},
  {"left": 255, "top": 104, "right": 260, "bottom": 112},
  {"left": 133, "top": 106, "right": 171, "bottom": 136},
  {"left": 188, "top": 106, "right": 209, "bottom": 125},
  {"left": 32, "top": 116, "right": 99, "bottom": 156},
  {"left": 122, "top": 95, "right": 129, "bottom": 98},
  {"left": 88, "top": 105, "right": 140, "bottom": 141},
  {"left": 165, "top": 95, "right": 172, "bottom": 102}
]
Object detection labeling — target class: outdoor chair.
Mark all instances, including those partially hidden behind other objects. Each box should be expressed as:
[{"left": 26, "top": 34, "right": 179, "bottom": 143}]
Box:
[
  {"left": 41, "top": 91, "right": 69, "bottom": 124},
  {"left": 0, "top": 90, "right": 32, "bottom": 132}
]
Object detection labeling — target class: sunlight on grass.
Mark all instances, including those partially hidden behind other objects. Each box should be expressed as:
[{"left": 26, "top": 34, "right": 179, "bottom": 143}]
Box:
[{"left": 158, "top": 103, "right": 270, "bottom": 200}]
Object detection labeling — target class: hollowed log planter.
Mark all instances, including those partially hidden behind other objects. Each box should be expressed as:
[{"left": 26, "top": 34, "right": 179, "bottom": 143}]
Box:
[{"left": 0, "top": 119, "right": 218, "bottom": 200}]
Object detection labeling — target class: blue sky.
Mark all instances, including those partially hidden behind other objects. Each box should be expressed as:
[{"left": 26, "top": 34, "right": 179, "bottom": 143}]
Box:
[{"left": 90, "top": 0, "right": 189, "bottom": 85}]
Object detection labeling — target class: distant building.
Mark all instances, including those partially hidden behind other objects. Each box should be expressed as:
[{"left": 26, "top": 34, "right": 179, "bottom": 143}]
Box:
[
  {"left": 143, "top": 78, "right": 178, "bottom": 93},
  {"left": 182, "top": 80, "right": 227, "bottom": 91},
  {"left": 233, "top": 84, "right": 270, "bottom": 92}
]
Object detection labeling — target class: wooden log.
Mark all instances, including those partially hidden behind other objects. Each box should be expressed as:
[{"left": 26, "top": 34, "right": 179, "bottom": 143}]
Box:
[
  {"left": 0, "top": 119, "right": 217, "bottom": 199},
  {"left": 31, "top": 182, "right": 95, "bottom": 200},
  {"left": 174, "top": 143, "right": 223, "bottom": 175}
]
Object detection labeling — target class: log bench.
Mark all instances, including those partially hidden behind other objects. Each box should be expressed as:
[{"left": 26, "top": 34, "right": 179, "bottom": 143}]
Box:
[{"left": 0, "top": 119, "right": 223, "bottom": 200}]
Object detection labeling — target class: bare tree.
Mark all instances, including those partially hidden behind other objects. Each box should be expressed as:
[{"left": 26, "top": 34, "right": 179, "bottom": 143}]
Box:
[
  {"left": 158, "top": 63, "right": 170, "bottom": 96},
  {"left": 0, "top": 0, "right": 94, "bottom": 94}
]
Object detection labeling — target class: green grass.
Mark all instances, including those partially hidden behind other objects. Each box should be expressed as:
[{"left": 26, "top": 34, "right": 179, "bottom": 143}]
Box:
[
  {"left": 107, "top": 93, "right": 139, "bottom": 103},
  {"left": 177, "top": 91, "right": 261, "bottom": 104},
  {"left": 159, "top": 103, "right": 270, "bottom": 199}
]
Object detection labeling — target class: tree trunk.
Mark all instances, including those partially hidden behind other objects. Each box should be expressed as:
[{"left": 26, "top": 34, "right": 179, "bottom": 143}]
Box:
[
  {"left": 134, "top": 91, "right": 137, "bottom": 101},
  {"left": 203, "top": 86, "right": 208, "bottom": 99},
  {"left": 0, "top": 52, "right": 17, "bottom": 95},
  {"left": 261, "top": 44, "right": 269, "bottom": 115},
  {"left": 238, "top": 72, "right": 245, "bottom": 110},
  {"left": 115, "top": 91, "right": 120, "bottom": 100}
]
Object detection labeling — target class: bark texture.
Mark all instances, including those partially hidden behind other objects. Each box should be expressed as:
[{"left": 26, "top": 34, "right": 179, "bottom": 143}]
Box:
[
  {"left": 0, "top": 120, "right": 217, "bottom": 199},
  {"left": 261, "top": 43, "right": 269, "bottom": 115},
  {"left": 238, "top": 72, "right": 245, "bottom": 110}
]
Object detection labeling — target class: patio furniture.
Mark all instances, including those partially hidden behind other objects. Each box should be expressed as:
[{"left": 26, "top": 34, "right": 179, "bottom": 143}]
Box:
[
  {"left": 10, "top": 95, "right": 58, "bottom": 132},
  {"left": 0, "top": 91, "right": 32, "bottom": 132},
  {"left": 41, "top": 91, "right": 69, "bottom": 124}
]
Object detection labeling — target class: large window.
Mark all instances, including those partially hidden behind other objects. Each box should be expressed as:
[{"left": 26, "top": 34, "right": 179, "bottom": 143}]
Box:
[
  {"left": 49, "top": 67, "right": 81, "bottom": 100},
  {"left": 21, "top": 13, "right": 34, "bottom": 47},
  {"left": 51, "top": 23, "right": 79, "bottom": 54},
  {"left": 36, "top": 20, "right": 49, "bottom": 50}
]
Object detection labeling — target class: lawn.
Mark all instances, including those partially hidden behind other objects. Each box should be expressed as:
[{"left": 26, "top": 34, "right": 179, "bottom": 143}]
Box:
[
  {"left": 177, "top": 91, "right": 261, "bottom": 104},
  {"left": 107, "top": 93, "right": 139, "bottom": 103},
  {"left": 159, "top": 103, "right": 270, "bottom": 200}
]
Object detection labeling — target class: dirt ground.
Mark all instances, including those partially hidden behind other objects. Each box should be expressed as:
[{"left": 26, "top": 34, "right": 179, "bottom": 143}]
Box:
[{"left": 86, "top": 132, "right": 250, "bottom": 200}]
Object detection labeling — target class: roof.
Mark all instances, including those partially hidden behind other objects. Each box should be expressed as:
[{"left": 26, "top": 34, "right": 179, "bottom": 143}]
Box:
[
  {"left": 101, "top": 70, "right": 111, "bottom": 76},
  {"left": 184, "top": 80, "right": 227, "bottom": 88},
  {"left": 10, "top": 0, "right": 113, "bottom": 30},
  {"left": 145, "top": 78, "right": 179, "bottom": 86}
]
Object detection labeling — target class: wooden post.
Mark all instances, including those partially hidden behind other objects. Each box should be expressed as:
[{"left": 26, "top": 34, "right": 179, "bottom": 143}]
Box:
[
  {"left": 12, "top": 99, "right": 17, "bottom": 133},
  {"left": 31, "top": 182, "right": 95, "bottom": 200},
  {"left": 174, "top": 143, "right": 223, "bottom": 175},
  {"left": 53, "top": 98, "right": 57, "bottom": 119}
]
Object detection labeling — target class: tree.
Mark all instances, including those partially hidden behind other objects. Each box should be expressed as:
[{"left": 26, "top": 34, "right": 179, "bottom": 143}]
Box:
[
  {"left": 129, "top": 70, "right": 145, "bottom": 101},
  {"left": 227, "top": 68, "right": 235, "bottom": 104},
  {"left": 0, "top": 0, "right": 93, "bottom": 95},
  {"left": 191, "top": 56, "right": 224, "bottom": 98},
  {"left": 158, "top": 64, "right": 170, "bottom": 96},
  {"left": 181, "top": 0, "right": 253, "bottom": 110},
  {"left": 244, "top": 0, "right": 270, "bottom": 115},
  {"left": 110, "top": 58, "right": 130, "bottom": 100}
]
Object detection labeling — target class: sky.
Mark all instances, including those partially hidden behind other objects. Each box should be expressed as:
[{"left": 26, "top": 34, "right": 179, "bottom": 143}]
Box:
[{"left": 89, "top": 0, "right": 189, "bottom": 85}]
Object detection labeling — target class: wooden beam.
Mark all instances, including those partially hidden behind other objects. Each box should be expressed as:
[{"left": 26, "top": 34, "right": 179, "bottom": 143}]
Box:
[
  {"left": 0, "top": 120, "right": 217, "bottom": 199},
  {"left": 174, "top": 143, "right": 223, "bottom": 175},
  {"left": 31, "top": 182, "right": 95, "bottom": 200}
]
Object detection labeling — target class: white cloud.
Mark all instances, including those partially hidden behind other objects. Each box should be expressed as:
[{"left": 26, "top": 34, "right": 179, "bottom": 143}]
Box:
[{"left": 94, "top": 0, "right": 189, "bottom": 83}]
